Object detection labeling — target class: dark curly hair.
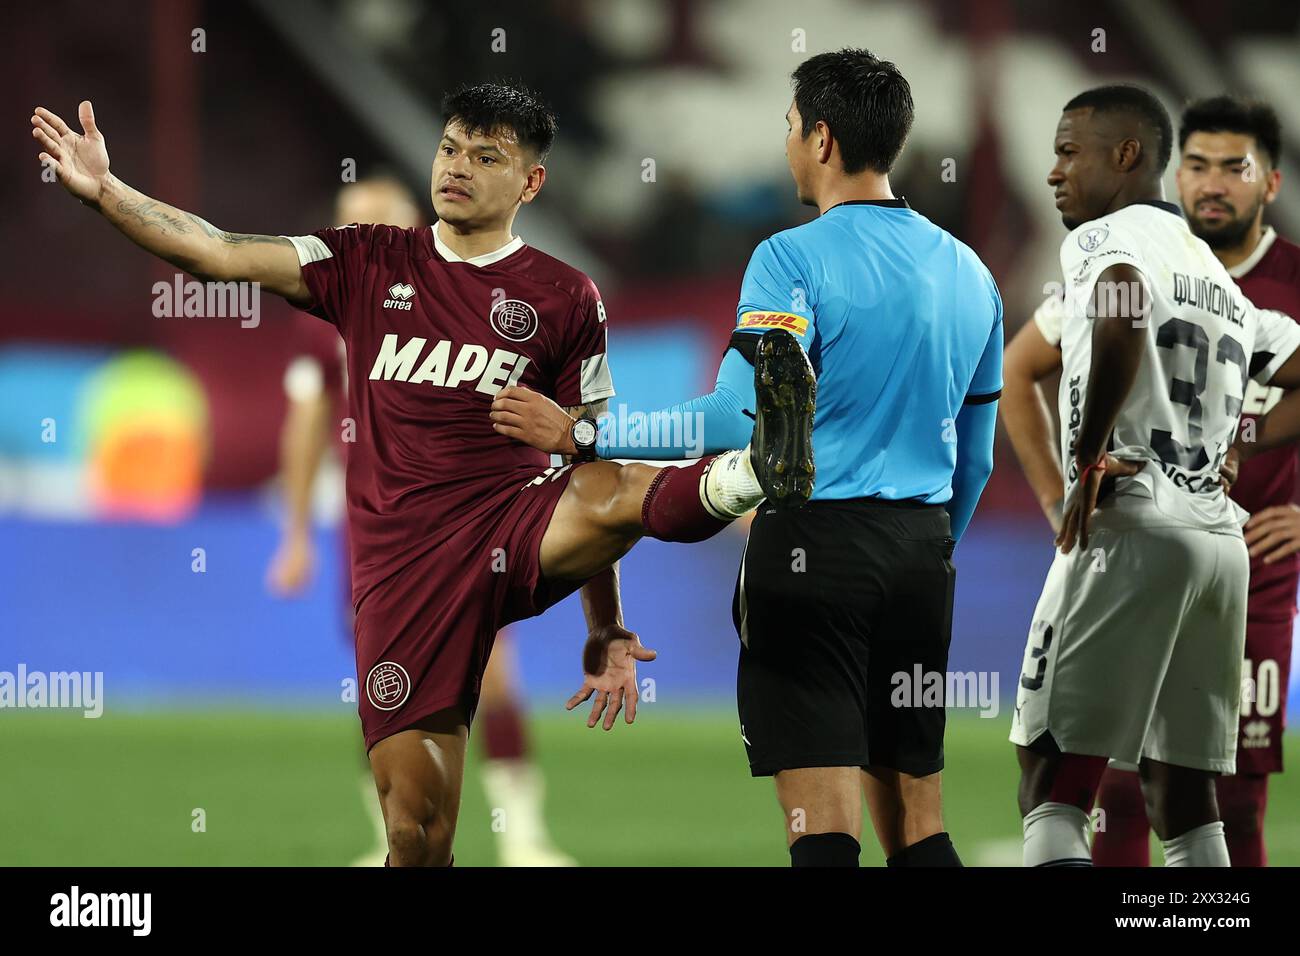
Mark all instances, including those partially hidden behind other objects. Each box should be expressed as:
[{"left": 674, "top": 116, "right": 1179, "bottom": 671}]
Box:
[{"left": 441, "top": 82, "right": 558, "bottom": 162}]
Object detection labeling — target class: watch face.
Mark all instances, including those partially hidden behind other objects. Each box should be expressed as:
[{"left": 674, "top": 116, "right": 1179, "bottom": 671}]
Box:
[{"left": 573, "top": 419, "right": 597, "bottom": 446}]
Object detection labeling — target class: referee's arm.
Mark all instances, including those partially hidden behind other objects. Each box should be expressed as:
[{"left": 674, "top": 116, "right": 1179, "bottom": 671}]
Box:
[
  {"left": 948, "top": 398, "right": 998, "bottom": 540},
  {"left": 948, "top": 308, "right": 1003, "bottom": 540}
]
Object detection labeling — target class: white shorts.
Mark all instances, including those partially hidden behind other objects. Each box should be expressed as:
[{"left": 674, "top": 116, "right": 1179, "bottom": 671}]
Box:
[{"left": 1009, "top": 503, "right": 1249, "bottom": 774}]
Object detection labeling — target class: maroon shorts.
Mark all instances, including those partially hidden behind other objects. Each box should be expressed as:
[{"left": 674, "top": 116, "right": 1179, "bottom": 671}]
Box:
[
  {"left": 354, "top": 463, "right": 587, "bottom": 750},
  {"left": 1235, "top": 613, "right": 1294, "bottom": 775}
]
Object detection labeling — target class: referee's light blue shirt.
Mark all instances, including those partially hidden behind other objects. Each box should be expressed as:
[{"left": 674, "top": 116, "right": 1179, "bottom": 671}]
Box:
[{"left": 734, "top": 199, "right": 1003, "bottom": 503}]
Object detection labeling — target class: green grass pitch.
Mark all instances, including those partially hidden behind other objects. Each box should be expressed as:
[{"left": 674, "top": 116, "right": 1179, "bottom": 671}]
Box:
[{"left": 3, "top": 709, "right": 1297, "bottom": 866}]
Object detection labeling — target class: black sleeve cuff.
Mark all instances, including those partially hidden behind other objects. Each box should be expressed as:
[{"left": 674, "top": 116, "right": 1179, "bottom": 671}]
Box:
[{"left": 726, "top": 330, "right": 760, "bottom": 366}]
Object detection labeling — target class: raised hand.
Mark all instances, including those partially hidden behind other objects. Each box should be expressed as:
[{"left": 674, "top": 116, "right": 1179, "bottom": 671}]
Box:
[
  {"left": 31, "top": 101, "right": 111, "bottom": 205},
  {"left": 566, "top": 624, "right": 656, "bottom": 731}
]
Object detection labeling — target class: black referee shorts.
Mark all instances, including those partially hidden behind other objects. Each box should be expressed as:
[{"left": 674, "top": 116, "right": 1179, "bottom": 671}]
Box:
[{"left": 733, "top": 497, "right": 956, "bottom": 778}]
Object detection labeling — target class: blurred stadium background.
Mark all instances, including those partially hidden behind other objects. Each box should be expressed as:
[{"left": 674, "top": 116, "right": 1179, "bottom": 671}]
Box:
[{"left": 3, "top": 0, "right": 1299, "bottom": 865}]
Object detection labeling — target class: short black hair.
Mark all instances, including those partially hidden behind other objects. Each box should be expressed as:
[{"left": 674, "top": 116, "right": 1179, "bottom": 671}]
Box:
[
  {"left": 791, "top": 48, "right": 914, "bottom": 175},
  {"left": 1179, "top": 95, "right": 1281, "bottom": 167},
  {"left": 441, "top": 82, "right": 558, "bottom": 162},
  {"left": 1063, "top": 84, "right": 1173, "bottom": 171}
]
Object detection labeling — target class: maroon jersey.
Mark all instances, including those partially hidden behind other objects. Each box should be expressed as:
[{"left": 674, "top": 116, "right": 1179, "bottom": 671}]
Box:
[
  {"left": 1229, "top": 228, "right": 1300, "bottom": 619},
  {"left": 287, "top": 223, "right": 614, "bottom": 609}
]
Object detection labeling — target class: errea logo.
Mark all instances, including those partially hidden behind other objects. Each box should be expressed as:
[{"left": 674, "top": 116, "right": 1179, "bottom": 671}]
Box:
[
  {"left": 1242, "top": 719, "right": 1271, "bottom": 749},
  {"left": 384, "top": 282, "right": 415, "bottom": 311}
]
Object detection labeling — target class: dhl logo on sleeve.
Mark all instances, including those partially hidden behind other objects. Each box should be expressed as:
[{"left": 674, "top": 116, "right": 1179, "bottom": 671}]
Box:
[{"left": 738, "top": 311, "right": 809, "bottom": 336}]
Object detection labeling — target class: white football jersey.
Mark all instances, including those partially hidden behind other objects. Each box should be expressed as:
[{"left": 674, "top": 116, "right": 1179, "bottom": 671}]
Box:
[{"left": 1056, "top": 202, "right": 1300, "bottom": 530}]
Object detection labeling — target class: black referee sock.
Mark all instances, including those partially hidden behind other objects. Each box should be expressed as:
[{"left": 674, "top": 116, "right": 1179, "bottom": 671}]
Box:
[
  {"left": 789, "top": 832, "right": 860, "bottom": 867},
  {"left": 886, "top": 831, "right": 962, "bottom": 867}
]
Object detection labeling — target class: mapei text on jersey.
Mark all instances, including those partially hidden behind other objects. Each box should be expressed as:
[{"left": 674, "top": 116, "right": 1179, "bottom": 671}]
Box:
[{"left": 368, "top": 333, "right": 530, "bottom": 395}]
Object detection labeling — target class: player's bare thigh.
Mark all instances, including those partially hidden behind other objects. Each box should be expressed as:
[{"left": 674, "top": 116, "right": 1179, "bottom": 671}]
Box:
[
  {"left": 539, "top": 461, "right": 659, "bottom": 581},
  {"left": 368, "top": 706, "right": 469, "bottom": 866}
]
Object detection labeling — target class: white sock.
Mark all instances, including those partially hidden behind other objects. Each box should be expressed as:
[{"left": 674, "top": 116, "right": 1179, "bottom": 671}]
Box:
[
  {"left": 481, "top": 759, "right": 554, "bottom": 855},
  {"left": 1023, "top": 802, "right": 1092, "bottom": 866},
  {"left": 700, "top": 447, "right": 764, "bottom": 519},
  {"left": 1162, "top": 821, "right": 1230, "bottom": 867}
]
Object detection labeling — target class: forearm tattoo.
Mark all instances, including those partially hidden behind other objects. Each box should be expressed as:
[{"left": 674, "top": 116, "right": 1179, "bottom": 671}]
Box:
[{"left": 113, "top": 197, "right": 282, "bottom": 247}]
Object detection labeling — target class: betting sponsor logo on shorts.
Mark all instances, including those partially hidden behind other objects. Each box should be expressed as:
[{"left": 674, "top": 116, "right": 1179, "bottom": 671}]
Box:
[
  {"left": 738, "top": 311, "right": 808, "bottom": 336},
  {"left": 490, "top": 297, "right": 539, "bottom": 342},
  {"left": 383, "top": 282, "right": 415, "bottom": 310},
  {"left": 366, "top": 660, "right": 411, "bottom": 711},
  {"left": 0, "top": 664, "right": 103, "bottom": 718},
  {"left": 889, "top": 665, "right": 999, "bottom": 718}
]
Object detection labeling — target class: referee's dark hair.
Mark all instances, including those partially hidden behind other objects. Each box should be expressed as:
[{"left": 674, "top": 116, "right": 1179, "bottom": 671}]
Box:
[
  {"left": 1064, "top": 84, "right": 1173, "bottom": 171},
  {"left": 791, "top": 48, "right": 914, "bottom": 175}
]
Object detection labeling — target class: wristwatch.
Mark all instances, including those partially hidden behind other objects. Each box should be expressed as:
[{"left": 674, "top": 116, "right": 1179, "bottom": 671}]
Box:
[{"left": 571, "top": 417, "right": 598, "bottom": 461}]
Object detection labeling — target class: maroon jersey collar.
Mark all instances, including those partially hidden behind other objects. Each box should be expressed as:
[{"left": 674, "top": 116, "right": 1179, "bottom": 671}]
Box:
[
  {"left": 431, "top": 224, "right": 526, "bottom": 268},
  {"left": 1227, "top": 226, "right": 1278, "bottom": 280}
]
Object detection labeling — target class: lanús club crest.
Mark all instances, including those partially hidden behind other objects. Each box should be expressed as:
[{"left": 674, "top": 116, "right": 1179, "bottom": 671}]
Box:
[
  {"left": 366, "top": 660, "right": 411, "bottom": 711},
  {"left": 489, "top": 297, "right": 539, "bottom": 342}
]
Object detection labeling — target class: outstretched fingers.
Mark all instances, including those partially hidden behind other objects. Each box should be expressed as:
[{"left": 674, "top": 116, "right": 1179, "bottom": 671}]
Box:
[
  {"left": 602, "top": 688, "right": 624, "bottom": 730},
  {"left": 34, "top": 106, "right": 71, "bottom": 136},
  {"left": 32, "top": 125, "right": 62, "bottom": 159},
  {"left": 31, "top": 112, "right": 63, "bottom": 142},
  {"left": 623, "top": 676, "right": 638, "bottom": 724},
  {"left": 587, "top": 689, "right": 607, "bottom": 728},
  {"left": 565, "top": 685, "right": 594, "bottom": 711}
]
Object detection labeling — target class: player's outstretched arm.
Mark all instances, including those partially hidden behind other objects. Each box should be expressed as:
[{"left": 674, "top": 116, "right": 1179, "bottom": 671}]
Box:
[
  {"left": 32, "top": 101, "right": 309, "bottom": 305},
  {"left": 543, "top": 398, "right": 657, "bottom": 731},
  {"left": 1001, "top": 320, "right": 1065, "bottom": 531},
  {"left": 565, "top": 561, "right": 656, "bottom": 731}
]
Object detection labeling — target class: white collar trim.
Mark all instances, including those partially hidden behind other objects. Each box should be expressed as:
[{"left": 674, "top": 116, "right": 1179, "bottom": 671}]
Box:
[
  {"left": 433, "top": 223, "right": 524, "bottom": 267},
  {"left": 1227, "top": 226, "right": 1277, "bottom": 279}
]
